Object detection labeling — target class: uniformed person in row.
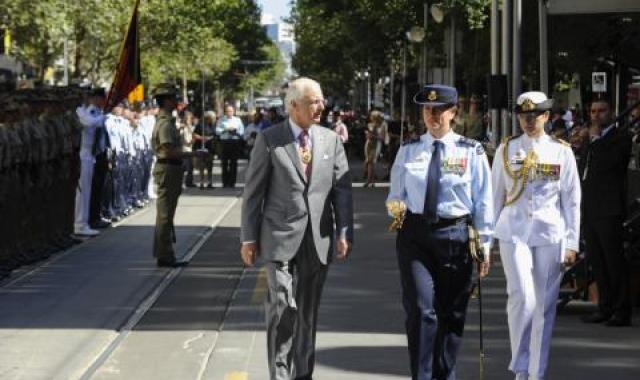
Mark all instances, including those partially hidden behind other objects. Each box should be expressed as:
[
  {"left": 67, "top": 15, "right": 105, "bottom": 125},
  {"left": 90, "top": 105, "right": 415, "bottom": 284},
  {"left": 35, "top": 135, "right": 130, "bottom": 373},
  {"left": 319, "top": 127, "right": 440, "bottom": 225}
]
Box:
[
  {"left": 89, "top": 89, "right": 112, "bottom": 230},
  {"left": 137, "top": 102, "right": 155, "bottom": 196},
  {"left": 387, "top": 84, "right": 493, "bottom": 380},
  {"left": 74, "top": 88, "right": 107, "bottom": 236},
  {"left": 151, "top": 84, "right": 194, "bottom": 267},
  {"left": 492, "top": 92, "right": 581, "bottom": 380}
]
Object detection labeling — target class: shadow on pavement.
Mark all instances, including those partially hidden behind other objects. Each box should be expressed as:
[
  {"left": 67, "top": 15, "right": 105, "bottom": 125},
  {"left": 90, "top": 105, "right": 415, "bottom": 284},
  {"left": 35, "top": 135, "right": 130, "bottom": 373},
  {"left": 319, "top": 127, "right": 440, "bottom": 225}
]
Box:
[{"left": 316, "top": 345, "right": 410, "bottom": 376}]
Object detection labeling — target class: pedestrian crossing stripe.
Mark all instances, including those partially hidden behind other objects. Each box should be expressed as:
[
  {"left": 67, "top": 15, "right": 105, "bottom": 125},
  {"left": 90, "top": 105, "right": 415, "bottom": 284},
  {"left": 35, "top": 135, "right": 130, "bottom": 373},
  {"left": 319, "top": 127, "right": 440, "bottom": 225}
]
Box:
[{"left": 225, "top": 372, "right": 248, "bottom": 380}]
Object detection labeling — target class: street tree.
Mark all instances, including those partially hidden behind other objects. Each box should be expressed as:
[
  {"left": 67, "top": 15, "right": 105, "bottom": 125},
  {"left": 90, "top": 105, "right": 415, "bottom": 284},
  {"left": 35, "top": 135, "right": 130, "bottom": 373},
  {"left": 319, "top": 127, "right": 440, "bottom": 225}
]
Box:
[
  {"left": 291, "top": 0, "right": 492, "bottom": 98},
  {"left": 1, "top": 0, "right": 279, "bottom": 97}
]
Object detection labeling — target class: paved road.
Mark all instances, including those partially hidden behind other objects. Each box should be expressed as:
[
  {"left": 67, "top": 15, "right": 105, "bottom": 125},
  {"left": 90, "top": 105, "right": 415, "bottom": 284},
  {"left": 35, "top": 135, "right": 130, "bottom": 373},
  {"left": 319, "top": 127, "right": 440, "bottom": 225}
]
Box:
[{"left": 0, "top": 159, "right": 639, "bottom": 380}]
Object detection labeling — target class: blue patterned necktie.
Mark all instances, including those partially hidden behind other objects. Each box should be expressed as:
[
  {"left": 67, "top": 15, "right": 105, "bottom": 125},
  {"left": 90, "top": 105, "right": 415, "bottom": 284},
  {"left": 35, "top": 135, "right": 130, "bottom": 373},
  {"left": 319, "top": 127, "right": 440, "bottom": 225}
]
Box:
[{"left": 423, "top": 140, "right": 442, "bottom": 222}]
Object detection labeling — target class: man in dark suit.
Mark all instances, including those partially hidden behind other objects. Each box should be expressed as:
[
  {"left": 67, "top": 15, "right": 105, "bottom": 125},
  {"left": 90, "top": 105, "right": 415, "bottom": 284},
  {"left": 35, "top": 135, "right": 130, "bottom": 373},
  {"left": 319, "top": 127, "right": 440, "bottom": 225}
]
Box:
[
  {"left": 580, "top": 97, "right": 632, "bottom": 327},
  {"left": 240, "top": 77, "right": 354, "bottom": 380}
]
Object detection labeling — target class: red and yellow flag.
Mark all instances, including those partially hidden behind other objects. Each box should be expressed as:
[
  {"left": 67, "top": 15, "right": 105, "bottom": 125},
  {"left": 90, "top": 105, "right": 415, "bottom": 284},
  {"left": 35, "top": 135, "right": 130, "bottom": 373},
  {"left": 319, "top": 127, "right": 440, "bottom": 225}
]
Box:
[{"left": 106, "top": 0, "right": 143, "bottom": 110}]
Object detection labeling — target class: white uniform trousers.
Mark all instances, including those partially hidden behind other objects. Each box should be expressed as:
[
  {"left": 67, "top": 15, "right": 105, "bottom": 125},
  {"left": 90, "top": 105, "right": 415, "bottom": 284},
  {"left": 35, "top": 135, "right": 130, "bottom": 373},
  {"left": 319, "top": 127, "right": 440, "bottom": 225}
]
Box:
[
  {"left": 74, "top": 158, "right": 95, "bottom": 230},
  {"left": 148, "top": 157, "right": 157, "bottom": 199},
  {"left": 499, "top": 241, "right": 564, "bottom": 379}
]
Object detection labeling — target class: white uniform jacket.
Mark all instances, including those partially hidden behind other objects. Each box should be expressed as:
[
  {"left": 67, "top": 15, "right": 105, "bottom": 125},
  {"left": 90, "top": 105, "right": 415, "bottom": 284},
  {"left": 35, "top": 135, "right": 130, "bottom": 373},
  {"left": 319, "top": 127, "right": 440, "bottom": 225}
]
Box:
[
  {"left": 76, "top": 104, "right": 105, "bottom": 161},
  {"left": 492, "top": 133, "right": 581, "bottom": 252}
]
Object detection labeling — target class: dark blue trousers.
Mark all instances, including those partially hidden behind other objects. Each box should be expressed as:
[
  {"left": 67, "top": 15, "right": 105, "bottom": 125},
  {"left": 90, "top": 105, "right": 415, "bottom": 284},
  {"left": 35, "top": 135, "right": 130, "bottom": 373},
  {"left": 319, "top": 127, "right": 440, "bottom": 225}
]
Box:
[{"left": 396, "top": 215, "right": 473, "bottom": 380}]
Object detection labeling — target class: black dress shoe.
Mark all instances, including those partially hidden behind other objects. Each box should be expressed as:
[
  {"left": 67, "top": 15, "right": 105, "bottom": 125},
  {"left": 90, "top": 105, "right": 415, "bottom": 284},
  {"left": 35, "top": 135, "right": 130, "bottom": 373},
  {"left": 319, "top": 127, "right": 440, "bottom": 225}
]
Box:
[
  {"left": 90, "top": 220, "right": 112, "bottom": 229},
  {"left": 606, "top": 315, "right": 631, "bottom": 327},
  {"left": 581, "top": 311, "right": 612, "bottom": 323},
  {"left": 156, "top": 259, "right": 189, "bottom": 268}
]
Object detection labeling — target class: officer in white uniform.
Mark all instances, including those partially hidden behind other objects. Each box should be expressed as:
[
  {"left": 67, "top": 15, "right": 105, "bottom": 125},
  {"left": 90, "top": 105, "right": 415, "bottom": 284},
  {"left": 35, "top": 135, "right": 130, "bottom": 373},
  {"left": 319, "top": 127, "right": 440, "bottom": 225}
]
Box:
[
  {"left": 387, "top": 84, "right": 493, "bottom": 380},
  {"left": 74, "top": 88, "right": 106, "bottom": 236},
  {"left": 139, "top": 105, "right": 156, "bottom": 200},
  {"left": 492, "top": 92, "right": 581, "bottom": 380},
  {"left": 105, "top": 109, "right": 122, "bottom": 219}
]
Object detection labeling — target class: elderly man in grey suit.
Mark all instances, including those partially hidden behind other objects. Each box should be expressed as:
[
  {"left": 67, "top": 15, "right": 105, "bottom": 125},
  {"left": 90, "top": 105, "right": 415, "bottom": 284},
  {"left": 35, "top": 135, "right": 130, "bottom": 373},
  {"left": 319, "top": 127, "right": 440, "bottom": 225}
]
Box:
[{"left": 241, "top": 77, "right": 354, "bottom": 380}]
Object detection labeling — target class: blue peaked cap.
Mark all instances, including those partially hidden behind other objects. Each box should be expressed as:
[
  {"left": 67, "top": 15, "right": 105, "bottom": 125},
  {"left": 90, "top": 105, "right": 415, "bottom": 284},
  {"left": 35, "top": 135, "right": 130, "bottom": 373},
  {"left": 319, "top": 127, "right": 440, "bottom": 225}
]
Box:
[{"left": 413, "top": 84, "right": 458, "bottom": 106}]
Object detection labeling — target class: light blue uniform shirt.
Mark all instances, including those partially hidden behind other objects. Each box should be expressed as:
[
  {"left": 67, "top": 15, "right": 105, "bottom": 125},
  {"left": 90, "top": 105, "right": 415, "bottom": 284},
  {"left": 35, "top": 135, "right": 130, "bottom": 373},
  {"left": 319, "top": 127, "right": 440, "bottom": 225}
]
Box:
[
  {"left": 216, "top": 116, "right": 245, "bottom": 140},
  {"left": 387, "top": 131, "right": 494, "bottom": 252}
]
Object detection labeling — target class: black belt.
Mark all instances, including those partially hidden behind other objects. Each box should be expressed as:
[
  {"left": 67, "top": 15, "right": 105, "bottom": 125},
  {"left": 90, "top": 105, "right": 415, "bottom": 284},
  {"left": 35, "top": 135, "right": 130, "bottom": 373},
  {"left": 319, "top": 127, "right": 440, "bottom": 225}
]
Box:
[
  {"left": 156, "top": 158, "right": 183, "bottom": 166},
  {"left": 406, "top": 211, "right": 470, "bottom": 229}
]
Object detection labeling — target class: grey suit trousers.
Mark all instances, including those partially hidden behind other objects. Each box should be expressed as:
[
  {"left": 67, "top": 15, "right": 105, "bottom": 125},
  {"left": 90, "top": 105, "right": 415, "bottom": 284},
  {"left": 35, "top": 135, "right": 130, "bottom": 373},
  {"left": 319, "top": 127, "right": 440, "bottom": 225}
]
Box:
[{"left": 265, "top": 226, "right": 328, "bottom": 380}]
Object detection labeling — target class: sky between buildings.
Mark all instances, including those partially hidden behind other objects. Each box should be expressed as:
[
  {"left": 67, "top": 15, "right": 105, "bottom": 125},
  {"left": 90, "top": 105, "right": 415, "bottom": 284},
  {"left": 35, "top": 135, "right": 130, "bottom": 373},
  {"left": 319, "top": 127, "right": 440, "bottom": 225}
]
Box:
[{"left": 257, "top": 0, "right": 291, "bottom": 24}]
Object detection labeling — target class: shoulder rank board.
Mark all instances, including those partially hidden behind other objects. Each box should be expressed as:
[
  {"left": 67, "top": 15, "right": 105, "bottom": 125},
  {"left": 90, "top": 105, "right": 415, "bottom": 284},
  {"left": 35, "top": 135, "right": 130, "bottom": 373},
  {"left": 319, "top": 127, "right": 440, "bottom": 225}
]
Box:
[{"left": 458, "top": 136, "right": 484, "bottom": 155}]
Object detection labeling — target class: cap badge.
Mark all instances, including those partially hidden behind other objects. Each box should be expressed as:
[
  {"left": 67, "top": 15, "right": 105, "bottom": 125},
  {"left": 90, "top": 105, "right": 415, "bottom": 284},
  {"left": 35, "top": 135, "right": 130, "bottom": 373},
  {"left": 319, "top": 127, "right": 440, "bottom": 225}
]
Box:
[
  {"left": 521, "top": 98, "right": 536, "bottom": 112},
  {"left": 428, "top": 91, "right": 438, "bottom": 101}
]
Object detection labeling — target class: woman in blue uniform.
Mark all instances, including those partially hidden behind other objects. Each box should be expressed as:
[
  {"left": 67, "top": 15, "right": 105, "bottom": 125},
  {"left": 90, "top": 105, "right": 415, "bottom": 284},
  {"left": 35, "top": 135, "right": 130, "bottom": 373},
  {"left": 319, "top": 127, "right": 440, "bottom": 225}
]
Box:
[{"left": 387, "top": 84, "right": 493, "bottom": 380}]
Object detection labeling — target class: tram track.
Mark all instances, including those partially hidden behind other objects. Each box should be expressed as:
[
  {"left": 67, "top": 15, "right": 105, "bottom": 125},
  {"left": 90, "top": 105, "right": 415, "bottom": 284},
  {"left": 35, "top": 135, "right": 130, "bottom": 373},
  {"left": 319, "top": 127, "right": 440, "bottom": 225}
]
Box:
[{"left": 78, "top": 196, "right": 240, "bottom": 380}]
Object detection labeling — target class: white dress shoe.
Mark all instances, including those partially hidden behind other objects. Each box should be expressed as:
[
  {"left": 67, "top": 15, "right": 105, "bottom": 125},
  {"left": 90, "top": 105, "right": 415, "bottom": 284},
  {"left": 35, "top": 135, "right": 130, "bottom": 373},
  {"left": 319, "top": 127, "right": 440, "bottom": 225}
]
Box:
[{"left": 74, "top": 226, "right": 100, "bottom": 236}]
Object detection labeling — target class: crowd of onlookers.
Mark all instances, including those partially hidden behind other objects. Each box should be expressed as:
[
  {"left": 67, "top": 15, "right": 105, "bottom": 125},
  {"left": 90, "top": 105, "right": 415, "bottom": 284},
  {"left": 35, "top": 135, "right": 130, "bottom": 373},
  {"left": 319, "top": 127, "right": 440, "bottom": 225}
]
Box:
[
  {"left": 173, "top": 105, "right": 286, "bottom": 188},
  {"left": 311, "top": 95, "right": 640, "bottom": 188},
  {"left": 135, "top": 93, "right": 640, "bottom": 195}
]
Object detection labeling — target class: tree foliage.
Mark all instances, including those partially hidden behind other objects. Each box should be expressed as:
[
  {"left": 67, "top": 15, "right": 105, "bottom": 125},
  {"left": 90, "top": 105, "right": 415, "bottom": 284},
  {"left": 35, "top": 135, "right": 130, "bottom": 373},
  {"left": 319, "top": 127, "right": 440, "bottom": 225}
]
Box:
[
  {"left": 1, "top": 0, "right": 282, "bottom": 95},
  {"left": 291, "top": 0, "right": 491, "bottom": 96}
]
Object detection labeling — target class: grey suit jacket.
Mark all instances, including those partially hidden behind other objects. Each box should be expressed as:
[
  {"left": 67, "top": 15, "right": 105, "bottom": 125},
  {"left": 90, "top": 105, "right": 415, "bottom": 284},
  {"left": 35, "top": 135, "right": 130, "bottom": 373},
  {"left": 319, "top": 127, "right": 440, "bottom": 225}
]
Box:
[{"left": 241, "top": 120, "right": 353, "bottom": 264}]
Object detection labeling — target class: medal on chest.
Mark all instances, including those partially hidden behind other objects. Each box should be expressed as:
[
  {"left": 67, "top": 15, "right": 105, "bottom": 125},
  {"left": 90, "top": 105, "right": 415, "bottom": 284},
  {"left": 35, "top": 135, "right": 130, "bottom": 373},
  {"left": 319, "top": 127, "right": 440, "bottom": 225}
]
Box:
[
  {"left": 300, "top": 147, "right": 312, "bottom": 164},
  {"left": 442, "top": 156, "right": 467, "bottom": 175},
  {"left": 533, "top": 163, "right": 561, "bottom": 181}
]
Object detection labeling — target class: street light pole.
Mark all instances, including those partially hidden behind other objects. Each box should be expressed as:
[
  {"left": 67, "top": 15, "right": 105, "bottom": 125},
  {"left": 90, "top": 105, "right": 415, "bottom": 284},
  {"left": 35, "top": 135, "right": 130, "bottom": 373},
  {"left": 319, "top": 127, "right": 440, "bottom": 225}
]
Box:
[
  {"left": 539, "top": 0, "right": 549, "bottom": 94},
  {"left": 512, "top": 0, "right": 523, "bottom": 135},
  {"left": 501, "top": 0, "right": 512, "bottom": 139},
  {"left": 201, "top": 69, "right": 206, "bottom": 121},
  {"left": 390, "top": 61, "right": 395, "bottom": 118},
  {"left": 366, "top": 71, "right": 371, "bottom": 113},
  {"left": 400, "top": 45, "right": 407, "bottom": 144},
  {"left": 490, "top": 0, "right": 500, "bottom": 146},
  {"left": 449, "top": 17, "right": 456, "bottom": 87},
  {"left": 423, "top": 2, "right": 429, "bottom": 85}
]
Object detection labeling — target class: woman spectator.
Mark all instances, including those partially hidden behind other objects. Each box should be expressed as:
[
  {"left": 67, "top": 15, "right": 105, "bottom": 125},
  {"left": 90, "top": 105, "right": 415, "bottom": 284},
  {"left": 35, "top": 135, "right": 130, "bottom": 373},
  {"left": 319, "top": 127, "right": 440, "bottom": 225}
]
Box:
[
  {"left": 192, "top": 111, "right": 216, "bottom": 189},
  {"left": 332, "top": 110, "right": 349, "bottom": 144},
  {"left": 178, "top": 111, "right": 195, "bottom": 187},
  {"left": 363, "top": 110, "right": 387, "bottom": 187}
]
